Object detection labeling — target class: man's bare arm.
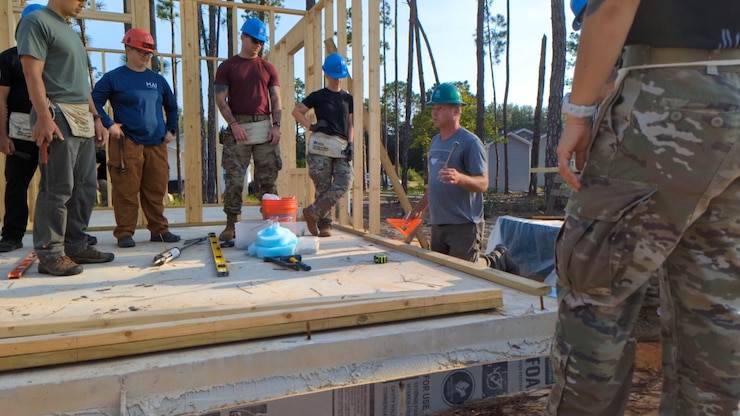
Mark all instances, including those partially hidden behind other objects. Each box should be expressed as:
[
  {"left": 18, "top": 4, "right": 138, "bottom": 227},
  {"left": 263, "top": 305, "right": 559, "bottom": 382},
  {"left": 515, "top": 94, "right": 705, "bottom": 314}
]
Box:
[
  {"left": 214, "top": 84, "right": 237, "bottom": 125},
  {"left": 269, "top": 85, "right": 282, "bottom": 123},
  {"left": 20, "top": 55, "right": 61, "bottom": 145}
]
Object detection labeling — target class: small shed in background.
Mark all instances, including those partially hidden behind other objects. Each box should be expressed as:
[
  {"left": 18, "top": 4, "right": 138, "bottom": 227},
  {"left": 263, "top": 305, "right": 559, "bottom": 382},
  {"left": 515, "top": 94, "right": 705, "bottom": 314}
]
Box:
[{"left": 487, "top": 128, "right": 547, "bottom": 192}]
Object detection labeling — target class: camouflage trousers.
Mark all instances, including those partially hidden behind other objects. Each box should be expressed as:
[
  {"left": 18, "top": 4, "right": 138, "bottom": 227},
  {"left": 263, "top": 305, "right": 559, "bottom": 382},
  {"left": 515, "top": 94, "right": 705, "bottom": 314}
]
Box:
[
  {"left": 547, "top": 67, "right": 740, "bottom": 415},
  {"left": 305, "top": 153, "right": 352, "bottom": 228},
  {"left": 221, "top": 132, "right": 281, "bottom": 215}
]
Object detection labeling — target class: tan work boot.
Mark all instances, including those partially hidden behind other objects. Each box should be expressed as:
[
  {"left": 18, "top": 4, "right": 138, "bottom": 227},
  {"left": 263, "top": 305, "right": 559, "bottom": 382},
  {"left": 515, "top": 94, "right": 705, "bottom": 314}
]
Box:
[
  {"left": 318, "top": 224, "right": 332, "bottom": 237},
  {"left": 38, "top": 255, "right": 83, "bottom": 276},
  {"left": 303, "top": 207, "right": 319, "bottom": 236},
  {"left": 219, "top": 213, "right": 238, "bottom": 241}
]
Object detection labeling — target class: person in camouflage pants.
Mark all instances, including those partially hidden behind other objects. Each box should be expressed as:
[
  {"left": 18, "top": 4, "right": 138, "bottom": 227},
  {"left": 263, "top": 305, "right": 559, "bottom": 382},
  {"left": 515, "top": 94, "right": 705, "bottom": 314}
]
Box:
[
  {"left": 291, "top": 53, "right": 354, "bottom": 237},
  {"left": 548, "top": 1, "right": 739, "bottom": 415},
  {"left": 214, "top": 18, "right": 282, "bottom": 242}
]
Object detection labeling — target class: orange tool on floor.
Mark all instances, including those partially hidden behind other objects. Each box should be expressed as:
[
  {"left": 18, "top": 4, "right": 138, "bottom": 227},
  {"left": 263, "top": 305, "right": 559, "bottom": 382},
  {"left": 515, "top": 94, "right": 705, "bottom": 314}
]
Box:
[
  {"left": 8, "top": 251, "right": 38, "bottom": 279},
  {"left": 386, "top": 218, "right": 422, "bottom": 238}
]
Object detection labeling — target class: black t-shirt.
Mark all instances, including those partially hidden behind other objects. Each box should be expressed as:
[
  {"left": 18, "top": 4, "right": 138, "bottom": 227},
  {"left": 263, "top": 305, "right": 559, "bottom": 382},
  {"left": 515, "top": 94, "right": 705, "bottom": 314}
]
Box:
[
  {"left": 626, "top": 0, "right": 740, "bottom": 49},
  {"left": 0, "top": 47, "right": 33, "bottom": 115},
  {"left": 301, "top": 88, "right": 353, "bottom": 140}
]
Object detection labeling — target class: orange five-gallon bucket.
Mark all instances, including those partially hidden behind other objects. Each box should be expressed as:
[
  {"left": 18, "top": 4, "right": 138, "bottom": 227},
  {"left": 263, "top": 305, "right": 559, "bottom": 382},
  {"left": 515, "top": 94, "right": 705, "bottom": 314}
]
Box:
[{"left": 261, "top": 197, "right": 298, "bottom": 222}]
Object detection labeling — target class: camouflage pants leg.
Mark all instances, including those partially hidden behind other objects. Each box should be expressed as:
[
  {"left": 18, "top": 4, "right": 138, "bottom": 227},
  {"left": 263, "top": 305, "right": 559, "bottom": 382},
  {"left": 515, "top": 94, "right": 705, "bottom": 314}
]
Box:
[
  {"left": 659, "top": 176, "right": 740, "bottom": 416},
  {"left": 546, "top": 67, "right": 740, "bottom": 415},
  {"left": 306, "top": 153, "right": 352, "bottom": 227},
  {"left": 251, "top": 142, "right": 281, "bottom": 197},
  {"left": 221, "top": 135, "right": 252, "bottom": 215}
]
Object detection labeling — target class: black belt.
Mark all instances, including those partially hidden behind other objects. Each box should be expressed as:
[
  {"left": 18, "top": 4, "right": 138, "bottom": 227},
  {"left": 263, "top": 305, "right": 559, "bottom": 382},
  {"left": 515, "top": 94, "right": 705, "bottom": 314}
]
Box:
[{"left": 236, "top": 114, "right": 271, "bottom": 123}]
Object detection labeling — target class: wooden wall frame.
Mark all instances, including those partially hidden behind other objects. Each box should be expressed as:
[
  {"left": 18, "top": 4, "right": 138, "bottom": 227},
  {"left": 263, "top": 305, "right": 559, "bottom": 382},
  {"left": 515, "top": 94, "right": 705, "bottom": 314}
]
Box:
[{"left": 0, "top": 0, "right": 382, "bottom": 235}]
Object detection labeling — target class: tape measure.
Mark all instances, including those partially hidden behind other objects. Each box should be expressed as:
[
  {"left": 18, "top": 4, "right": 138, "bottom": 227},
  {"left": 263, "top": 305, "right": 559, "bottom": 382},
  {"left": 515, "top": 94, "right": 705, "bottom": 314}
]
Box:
[{"left": 374, "top": 253, "right": 388, "bottom": 264}]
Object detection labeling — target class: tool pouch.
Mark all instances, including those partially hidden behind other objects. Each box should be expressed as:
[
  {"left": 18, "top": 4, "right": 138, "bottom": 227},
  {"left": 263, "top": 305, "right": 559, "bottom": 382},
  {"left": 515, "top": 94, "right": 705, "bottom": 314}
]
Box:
[
  {"left": 55, "top": 102, "right": 94, "bottom": 138},
  {"left": 8, "top": 112, "right": 33, "bottom": 141},
  {"left": 308, "top": 132, "right": 347, "bottom": 158}
]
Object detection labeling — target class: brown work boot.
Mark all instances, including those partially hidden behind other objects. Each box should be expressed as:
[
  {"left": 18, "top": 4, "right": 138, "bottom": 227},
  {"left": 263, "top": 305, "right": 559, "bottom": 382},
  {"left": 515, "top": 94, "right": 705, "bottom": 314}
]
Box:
[
  {"left": 318, "top": 224, "right": 332, "bottom": 237},
  {"left": 38, "top": 255, "right": 83, "bottom": 276},
  {"left": 303, "top": 207, "right": 319, "bottom": 236},
  {"left": 219, "top": 212, "right": 238, "bottom": 241},
  {"left": 68, "top": 246, "right": 115, "bottom": 264},
  {"left": 634, "top": 306, "right": 661, "bottom": 342}
]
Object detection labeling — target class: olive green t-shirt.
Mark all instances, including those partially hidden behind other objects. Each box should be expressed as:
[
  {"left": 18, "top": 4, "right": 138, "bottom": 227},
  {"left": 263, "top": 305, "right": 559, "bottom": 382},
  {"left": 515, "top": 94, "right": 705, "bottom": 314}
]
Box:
[{"left": 16, "top": 7, "right": 90, "bottom": 103}]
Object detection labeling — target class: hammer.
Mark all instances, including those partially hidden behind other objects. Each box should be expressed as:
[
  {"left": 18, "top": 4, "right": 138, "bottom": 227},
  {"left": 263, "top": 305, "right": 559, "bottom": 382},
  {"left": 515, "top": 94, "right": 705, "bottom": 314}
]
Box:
[{"left": 117, "top": 136, "right": 127, "bottom": 172}]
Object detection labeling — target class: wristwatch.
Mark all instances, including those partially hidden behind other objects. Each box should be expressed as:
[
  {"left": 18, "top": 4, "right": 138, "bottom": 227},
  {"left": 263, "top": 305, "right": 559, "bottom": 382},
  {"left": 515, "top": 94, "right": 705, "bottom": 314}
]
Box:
[
  {"left": 562, "top": 93, "right": 597, "bottom": 118},
  {"left": 272, "top": 121, "right": 281, "bottom": 127}
]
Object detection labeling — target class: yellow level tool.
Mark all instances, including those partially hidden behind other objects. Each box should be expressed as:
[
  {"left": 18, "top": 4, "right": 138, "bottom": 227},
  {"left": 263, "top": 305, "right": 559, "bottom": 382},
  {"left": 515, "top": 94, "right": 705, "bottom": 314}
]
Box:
[{"left": 208, "top": 233, "right": 229, "bottom": 277}]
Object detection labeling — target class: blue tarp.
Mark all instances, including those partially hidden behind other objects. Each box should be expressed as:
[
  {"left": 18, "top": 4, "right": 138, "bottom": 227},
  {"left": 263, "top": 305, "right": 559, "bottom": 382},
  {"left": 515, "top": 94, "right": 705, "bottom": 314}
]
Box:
[{"left": 485, "top": 215, "right": 562, "bottom": 281}]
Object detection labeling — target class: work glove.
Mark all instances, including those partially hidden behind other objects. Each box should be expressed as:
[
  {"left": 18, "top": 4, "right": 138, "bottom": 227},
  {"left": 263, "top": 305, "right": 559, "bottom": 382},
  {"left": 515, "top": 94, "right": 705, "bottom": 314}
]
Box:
[
  {"left": 309, "top": 119, "right": 328, "bottom": 132},
  {"left": 343, "top": 142, "right": 354, "bottom": 160}
]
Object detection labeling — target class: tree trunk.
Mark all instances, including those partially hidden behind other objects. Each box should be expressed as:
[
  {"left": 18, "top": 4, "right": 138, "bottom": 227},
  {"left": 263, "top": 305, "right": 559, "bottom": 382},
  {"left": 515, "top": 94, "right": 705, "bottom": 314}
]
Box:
[
  {"left": 413, "top": 8, "right": 425, "bottom": 112},
  {"left": 529, "top": 35, "right": 547, "bottom": 197},
  {"left": 475, "top": 0, "right": 485, "bottom": 141},
  {"left": 502, "top": 0, "right": 511, "bottom": 193},
  {"left": 545, "top": 0, "right": 566, "bottom": 200},
  {"left": 199, "top": 6, "right": 221, "bottom": 204},
  {"left": 170, "top": 5, "right": 183, "bottom": 199},
  {"left": 402, "top": 0, "right": 416, "bottom": 190},
  {"left": 394, "top": 0, "right": 400, "bottom": 177}
]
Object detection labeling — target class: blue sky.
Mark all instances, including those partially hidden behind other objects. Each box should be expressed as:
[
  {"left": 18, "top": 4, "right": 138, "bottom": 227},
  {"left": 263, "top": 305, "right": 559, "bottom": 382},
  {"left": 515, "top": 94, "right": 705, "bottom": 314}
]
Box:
[{"left": 389, "top": 0, "right": 567, "bottom": 107}]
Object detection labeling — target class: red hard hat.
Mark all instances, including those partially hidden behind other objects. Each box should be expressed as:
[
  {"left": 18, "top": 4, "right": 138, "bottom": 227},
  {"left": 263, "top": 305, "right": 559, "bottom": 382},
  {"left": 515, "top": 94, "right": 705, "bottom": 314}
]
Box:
[{"left": 122, "top": 28, "right": 155, "bottom": 53}]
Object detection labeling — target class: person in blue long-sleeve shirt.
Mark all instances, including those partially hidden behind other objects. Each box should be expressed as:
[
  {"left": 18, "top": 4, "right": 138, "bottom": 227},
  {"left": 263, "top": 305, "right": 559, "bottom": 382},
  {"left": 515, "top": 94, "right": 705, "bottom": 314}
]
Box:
[{"left": 92, "top": 28, "right": 180, "bottom": 248}]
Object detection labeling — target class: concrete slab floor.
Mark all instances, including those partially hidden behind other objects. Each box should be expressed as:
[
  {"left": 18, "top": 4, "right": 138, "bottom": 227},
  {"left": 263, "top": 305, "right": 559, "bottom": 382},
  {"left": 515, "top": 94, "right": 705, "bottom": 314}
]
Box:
[{"left": 0, "top": 207, "right": 557, "bottom": 416}]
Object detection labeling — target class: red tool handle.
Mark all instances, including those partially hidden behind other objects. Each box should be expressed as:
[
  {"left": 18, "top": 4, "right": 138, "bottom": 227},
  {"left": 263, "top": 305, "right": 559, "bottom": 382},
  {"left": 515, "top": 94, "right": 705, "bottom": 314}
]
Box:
[{"left": 40, "top": 142, "right": 48, "bottom": 164}]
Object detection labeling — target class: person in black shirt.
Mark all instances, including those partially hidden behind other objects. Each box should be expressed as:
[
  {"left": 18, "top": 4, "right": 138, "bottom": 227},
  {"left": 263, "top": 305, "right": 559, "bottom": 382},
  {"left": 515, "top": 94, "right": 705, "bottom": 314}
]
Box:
[{"left": 291, "top": 53, "right": 354, "bottom": 237}]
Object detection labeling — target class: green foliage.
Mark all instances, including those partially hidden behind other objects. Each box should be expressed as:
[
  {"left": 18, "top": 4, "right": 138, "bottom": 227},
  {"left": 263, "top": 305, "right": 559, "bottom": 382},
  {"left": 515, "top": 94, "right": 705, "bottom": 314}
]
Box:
[
  {"left": 565, "top": 32, "right": 580, "bottom": 86},
  {"left": 482, "top": 8, "right": 507, "bottom": 65}
]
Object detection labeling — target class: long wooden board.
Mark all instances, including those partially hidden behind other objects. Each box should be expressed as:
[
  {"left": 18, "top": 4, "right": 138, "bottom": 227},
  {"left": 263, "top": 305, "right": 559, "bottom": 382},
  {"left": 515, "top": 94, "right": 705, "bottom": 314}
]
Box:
[
  {"left": 362, "top": 234, "right": 552, "bottom": 296},
  {"left": 0, "top": 289, "right": 501, "bottom": 371}
]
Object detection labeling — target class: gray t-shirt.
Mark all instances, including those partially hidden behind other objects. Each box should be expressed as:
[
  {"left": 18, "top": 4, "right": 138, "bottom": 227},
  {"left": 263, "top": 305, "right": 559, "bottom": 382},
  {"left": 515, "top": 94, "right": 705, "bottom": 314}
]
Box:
[
  {"left": 427, "top": 128, "right": 487, "bottom": 225},
  {"left": 16, "top": 7, "right": 90, "bottom": 103}
]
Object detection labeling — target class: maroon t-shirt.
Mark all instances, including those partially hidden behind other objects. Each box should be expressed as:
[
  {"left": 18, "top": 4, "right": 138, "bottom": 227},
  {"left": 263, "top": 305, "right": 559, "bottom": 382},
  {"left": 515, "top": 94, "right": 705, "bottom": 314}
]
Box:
[{"left": 214, "top": 55, "right": 279, "bottom": 115}]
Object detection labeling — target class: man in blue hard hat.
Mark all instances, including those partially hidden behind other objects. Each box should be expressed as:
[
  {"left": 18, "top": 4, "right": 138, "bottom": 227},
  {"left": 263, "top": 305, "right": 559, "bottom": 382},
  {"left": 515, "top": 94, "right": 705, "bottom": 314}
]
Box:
[
  {"left": 407, "top": 83, "right": 488, "bottom": 263},
  {"left": 547, "top": 0, "right": 740, "bottom": 414},
  {"left": 214, "top": 17, "right": 283, "bottom": 243}
]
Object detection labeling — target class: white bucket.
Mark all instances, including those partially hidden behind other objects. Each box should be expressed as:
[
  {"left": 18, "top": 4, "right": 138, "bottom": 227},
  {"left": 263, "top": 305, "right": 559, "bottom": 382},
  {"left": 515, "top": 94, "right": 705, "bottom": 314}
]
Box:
[{"left": 234, "top": 220, "right": 271, "bottom": 250}]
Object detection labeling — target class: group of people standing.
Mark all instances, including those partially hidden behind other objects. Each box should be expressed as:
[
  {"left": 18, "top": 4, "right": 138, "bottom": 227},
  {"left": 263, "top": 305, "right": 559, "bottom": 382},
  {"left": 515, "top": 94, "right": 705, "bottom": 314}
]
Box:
[{"left": 1, "top": 0, "right": 180, "bottom": 275}]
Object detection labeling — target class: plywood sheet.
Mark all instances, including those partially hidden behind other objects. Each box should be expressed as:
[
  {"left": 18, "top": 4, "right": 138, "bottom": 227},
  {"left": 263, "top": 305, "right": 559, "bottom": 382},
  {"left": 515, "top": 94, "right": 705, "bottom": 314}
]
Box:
[{"left": 0, "top": 226, "right": 504, "bottom": 371}]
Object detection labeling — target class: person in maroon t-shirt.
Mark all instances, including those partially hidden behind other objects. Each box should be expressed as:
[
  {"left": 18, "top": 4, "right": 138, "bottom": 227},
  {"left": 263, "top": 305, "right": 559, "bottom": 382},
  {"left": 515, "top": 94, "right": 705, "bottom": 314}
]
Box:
[{"left": 214, "top": 18, "right": 283, "bottom": 242}]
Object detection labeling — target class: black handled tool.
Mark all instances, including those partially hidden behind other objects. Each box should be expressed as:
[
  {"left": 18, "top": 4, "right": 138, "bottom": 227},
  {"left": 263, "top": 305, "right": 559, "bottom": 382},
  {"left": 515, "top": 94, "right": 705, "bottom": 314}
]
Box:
[
  {"left": 152, "top": 237, "right": 207, "bottom": 266},
  {"left": 264, "top": 255, "right": 311, "bottom": 271}
]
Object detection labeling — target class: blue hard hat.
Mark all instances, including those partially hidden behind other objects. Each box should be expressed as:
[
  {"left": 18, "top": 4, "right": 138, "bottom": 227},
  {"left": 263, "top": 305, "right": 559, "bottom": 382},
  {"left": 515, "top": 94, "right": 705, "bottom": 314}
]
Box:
[
  {"left": 21, "top": 3, "right": 44, "bottom": 19},
  {"left": 570, "top": 0, "right": 587, "bottom": 31},
  {"left": 322, "top": 53, "right": 348, "bottom": 79},
  {"left": 241, "top": 18, "right": 267, "bottom": 43}
]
